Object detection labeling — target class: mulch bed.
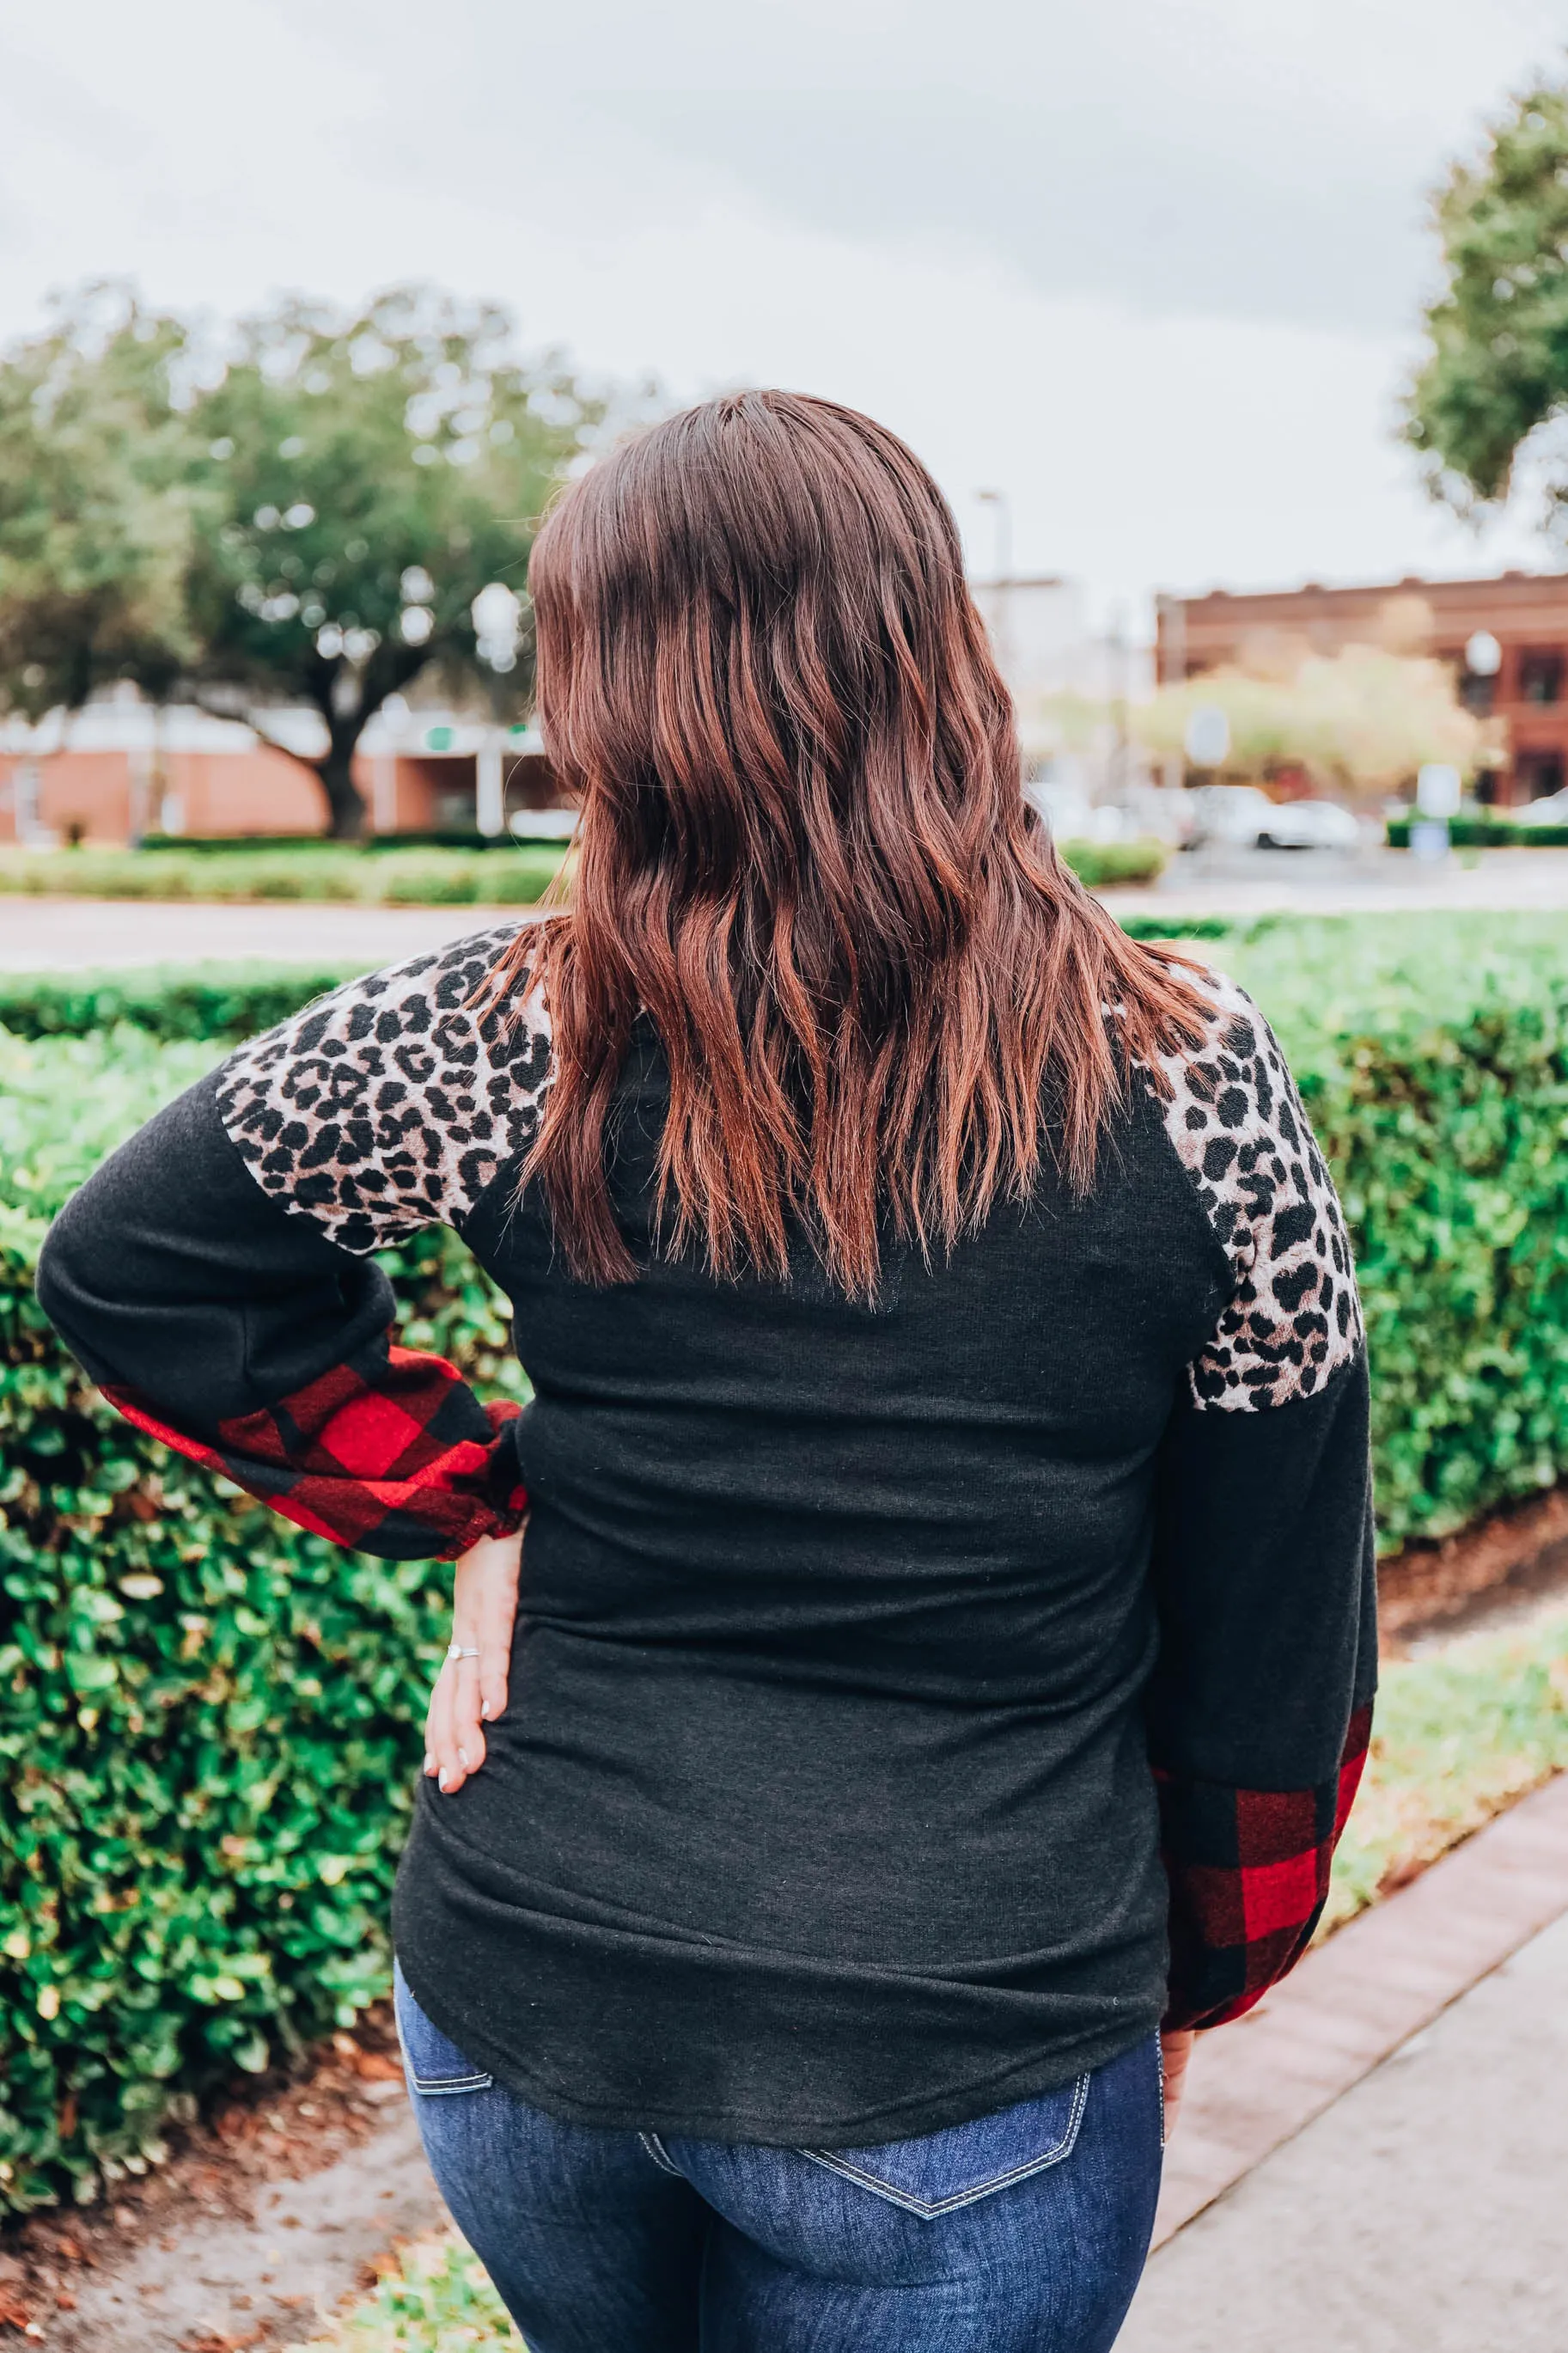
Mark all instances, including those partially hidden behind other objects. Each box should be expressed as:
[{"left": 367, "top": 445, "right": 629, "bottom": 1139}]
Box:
[
  {"left": 0, "top": 2008, "right": 406, "bottom": 2345},
  {"left": 1379, "top": 1484, "right": 1568, "bottom": 1648}
]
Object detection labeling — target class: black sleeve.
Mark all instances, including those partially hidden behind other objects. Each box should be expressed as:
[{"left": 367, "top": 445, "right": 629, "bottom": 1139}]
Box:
[
  {"left": 37, "top": 1072, "right": 526, "bottom": 1561},
  {"left": 1146, "top": 1351, "right": 1377, "bottom": 2029}
]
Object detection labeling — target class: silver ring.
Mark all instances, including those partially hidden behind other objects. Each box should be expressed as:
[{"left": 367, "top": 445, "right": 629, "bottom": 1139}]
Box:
[{"left": 446, "top": 1642, "right": 480, "bottom": 1661}]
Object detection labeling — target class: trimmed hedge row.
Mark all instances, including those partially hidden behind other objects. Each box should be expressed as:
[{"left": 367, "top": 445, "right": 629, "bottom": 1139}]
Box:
[
  {"left": 2, "top": 908, "right": 1565, "bottom": 2212},
  {"left": 0, "top": 845, "right": 568, "bottom": 906},
  {"left": 1224, "top": 914, "right": 1568, "bottom": 1546},
  {"left": 0, "top": 966, "right": 358, "bottom": 1046},
  {"left": 1386, "top": 814, "right": 1568, "bottom": 848},
  {"left": 0, "top": 833, "right": 1165, "bottom": 905},
  {"left": 0, "top": 923, "right": 1241, "bottom": 1048},
  {"left": 136, "top": 831, "right": 550, "bottom": 853},
  {"left": 1056, "top": 837, "right": 1168, "bottom": 887},
  {"left": 0, "top": 1028, "right": 524, "bottom": 2214}
]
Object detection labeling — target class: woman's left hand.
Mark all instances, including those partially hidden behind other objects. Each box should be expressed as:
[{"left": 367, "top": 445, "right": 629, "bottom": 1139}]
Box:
[
  {"left": 1160, "top": 2027, "right": 1197, "bottom": 2139},
  {"left": 424, "top": 1526, "right": 524, "bottom": 1796}
]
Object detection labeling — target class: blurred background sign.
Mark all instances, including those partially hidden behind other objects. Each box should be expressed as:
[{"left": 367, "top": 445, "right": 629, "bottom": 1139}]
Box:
[
  {"left": 1412, "top": 759, "right": 1461, "bottom": 859},
  {"left": 1183, "top": 706, "right": 1231, "bottom": 770},
  {"left": 1416, "top": 762, "right": 1462, "bottom": 819}
]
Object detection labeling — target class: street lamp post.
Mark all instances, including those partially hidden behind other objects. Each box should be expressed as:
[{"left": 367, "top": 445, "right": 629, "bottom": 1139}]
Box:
[
  {"left": 974, "top": 489, "right": 1014, "bottom": 688},
  {"left": 975, "top": 488, "right": 1012, "bottom": 586}
]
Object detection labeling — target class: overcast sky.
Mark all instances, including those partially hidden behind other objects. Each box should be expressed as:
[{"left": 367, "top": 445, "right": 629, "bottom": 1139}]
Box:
[{"left": 1, "top": 0, "right": 1563, "bottom": 628}]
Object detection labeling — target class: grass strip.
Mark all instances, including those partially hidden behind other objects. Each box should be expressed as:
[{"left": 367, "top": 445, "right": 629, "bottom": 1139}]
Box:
[
  {"left": 1321, "top": 1604, "right": 1568, "bottom": 1934},
  {"left": 289, "top": 2234, "right": 521, "bottom": 2351}
]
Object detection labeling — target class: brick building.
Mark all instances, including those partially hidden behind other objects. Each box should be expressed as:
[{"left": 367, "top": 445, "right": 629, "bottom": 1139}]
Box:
[
  {"left": 1155, "top": 571, "right": 1568, "bottom": 806},
  {"left": 0, "top": 697, "right": 560, "bottom": 844}
]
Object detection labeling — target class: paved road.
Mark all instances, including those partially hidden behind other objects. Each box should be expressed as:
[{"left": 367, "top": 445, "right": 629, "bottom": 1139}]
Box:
[
  {"left": 3, "top": 847, "right": 1568, "bottom": 971},
  {"left": 0, "top": 897, "right": 542, "bottom": 971},
  {"left": 1119, "top": 1907, "right": 1568, "bottom": 2352},
  {"left": 1115, "top": 841, "right": 1568, "bottom": 919}
]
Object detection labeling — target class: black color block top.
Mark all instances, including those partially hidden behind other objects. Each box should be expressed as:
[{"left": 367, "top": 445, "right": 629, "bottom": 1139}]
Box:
[{"left": 37, "top": 926, "right": 1376, "bottom": 2146}]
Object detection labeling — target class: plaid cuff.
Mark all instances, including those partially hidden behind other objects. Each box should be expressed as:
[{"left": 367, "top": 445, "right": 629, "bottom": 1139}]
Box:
[
  {"left": 104, "top": 1331, "right": 527, "bottom": 1562},
  {"left": 1157, "top": 1701, "right": 1372, "bottom": 2032}
]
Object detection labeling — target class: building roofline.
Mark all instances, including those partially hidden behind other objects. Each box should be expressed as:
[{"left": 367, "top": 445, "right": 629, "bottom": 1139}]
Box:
[
  {"left": 968, "top": 574, "right": 1069, "bottom": 590},
  {"left": 1158, "top": 567, "right": 1566, "bottom": 608}
]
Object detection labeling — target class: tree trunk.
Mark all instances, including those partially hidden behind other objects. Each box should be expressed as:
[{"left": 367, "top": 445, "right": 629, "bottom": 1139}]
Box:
[{"left": 314, "top": 744, "right": 369, "bottom": 840}]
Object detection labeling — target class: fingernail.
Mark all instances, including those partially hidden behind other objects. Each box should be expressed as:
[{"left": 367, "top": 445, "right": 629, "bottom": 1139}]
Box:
[
  {"left": 479, "top": 1701, "right": 492, "bottom": 1720},
  {"left": 458, "top": 1748, "right": 470, "bottom": 1769},
  {"left": 424, "top": 1753, "right": 435, "bottom": 1775},
  {"left": 438, "top": 1770, "right": 453, "bottom": 1791}
]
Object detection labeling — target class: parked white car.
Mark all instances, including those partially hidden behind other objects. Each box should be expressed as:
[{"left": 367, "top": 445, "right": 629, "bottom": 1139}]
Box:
[
  {"left": 1185, "top": 785, "right": 1274, "bottom": 846},
  {"left": 1512, "top": 788, "right": 1568, "bottom": 826},
  {"left": 1254, "top": 798, "right": 1362, "bottom": 850},
  {"left": 1185, "top": 785, "right": 1359, "bottom": 851},
  {"left": 1024, "top": 780, "right": 1095, "bottom": 840},
  {"left": 1024, "top": 780, "right": 1191, "bottom": 846}
]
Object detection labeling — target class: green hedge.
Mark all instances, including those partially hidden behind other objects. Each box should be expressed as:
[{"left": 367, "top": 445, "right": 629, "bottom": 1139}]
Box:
[
  {"left": 2, "top": 908, "right": 1566, "bottom": 2212},
  {"left": 1223, "top": 914, "right": 1568, "bottom": 1546},
  {"left": 0, "top": 966, "right": 357, "bottom": 1046},
  {"left": 0, "top": 834, "right": 1163, "bottom": 904},
  {"left": 0, "top": 922, "right": 1244, "bottom": 1048},
  {"left": 137, "top": 831, "right": 552, "bottom": 853},
  {"left": 0, "top": 844, "right": 569, "bottom": 905},
  {"left": 1386, "top": 814, "right": 1568, "bottom": 848},
  {"left": 1055, "top": 836, "right": 1168, "bottom": 888},
  {"left": 0, "top": 1027, "right": 524, "bottom": 2214}
]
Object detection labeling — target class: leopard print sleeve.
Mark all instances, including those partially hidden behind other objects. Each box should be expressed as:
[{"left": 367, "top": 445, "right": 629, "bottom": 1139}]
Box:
[
  {"left": 1143, "top": 968, "right": 1376, "bottom": 2027},
  {"left": 1149, "top": 967, "right": 1364, "bottom": 1411},
  {"left": 216, "top": 923, "right": 552, "bottom": 1255}
]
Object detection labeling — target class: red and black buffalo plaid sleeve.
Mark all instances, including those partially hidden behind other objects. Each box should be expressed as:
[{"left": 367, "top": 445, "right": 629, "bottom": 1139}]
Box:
[
  {"left": 1147, "top": 1348, "right": 1378, "bottom": 2032},
  {"left": 1156, "top": 1700, "right": 1373, "bottom": 2029},
  {"left": 36, "top": 1069, "right": 527, "bottom": 1562}
]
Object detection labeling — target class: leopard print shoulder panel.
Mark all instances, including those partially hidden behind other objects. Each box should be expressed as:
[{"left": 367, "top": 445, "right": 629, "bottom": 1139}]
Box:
[
  {"left": 1147, "top": 968, "right": 1363, "bottom": 1412},
  {"left": 216, "top": 923, "right": 552, "bottom": 1254}
]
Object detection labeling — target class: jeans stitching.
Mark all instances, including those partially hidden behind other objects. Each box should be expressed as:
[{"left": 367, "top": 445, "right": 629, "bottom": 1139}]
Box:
[
  {"left": 796, "top": 2071, "right": 1092, "bottom": 2218},
  {"left": 408, "top": 2070, "right": 494, "bottom": 2096},
  {"left": 638, "top": 2130, "right": 682, "bottom": 2177},
  {"left": 1156, "top": 2036, "right": 1167, "bottom": 2151},
  {"left": 393, "top": 1962, "right": 494, "bottom": 2099}
]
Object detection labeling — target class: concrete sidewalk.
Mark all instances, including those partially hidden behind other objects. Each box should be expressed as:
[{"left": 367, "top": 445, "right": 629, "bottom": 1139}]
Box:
[
  {"left": 1118, "top": 1906, "right": 1568, "bottom": 2350},
  {"left": 1148, "top": 1771, "right": 1568, "bottom": 2248}
]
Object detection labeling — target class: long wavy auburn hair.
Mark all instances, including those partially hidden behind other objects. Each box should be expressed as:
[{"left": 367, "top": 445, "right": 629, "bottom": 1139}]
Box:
[{"left": 487, "top": 390, "right": 1206, "bottom": 1299}]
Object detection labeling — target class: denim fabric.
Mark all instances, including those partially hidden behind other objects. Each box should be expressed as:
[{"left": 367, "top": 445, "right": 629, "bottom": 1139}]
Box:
[{"left": 394, "top": 1963, "right": 1162, "bottom": 2353}]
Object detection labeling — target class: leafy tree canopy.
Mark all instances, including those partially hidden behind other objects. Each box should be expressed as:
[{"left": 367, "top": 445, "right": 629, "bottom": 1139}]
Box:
[
  {"left": 1406, "top": 78, "right": 1568, "bottom": 521},
  {"left": 0, "top": 284, "right": 608, "bottom": 835},
  {"left": 1135, "top": 646, "right": 1492, "bottom": 798},
  {"left": 0, "top": 289, "right": 198, "bottom": 718}
]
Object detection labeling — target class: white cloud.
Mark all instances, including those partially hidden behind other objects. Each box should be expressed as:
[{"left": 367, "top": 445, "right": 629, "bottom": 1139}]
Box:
[{"left": 0, "top": 0, "right": 1558, "bottom": 620}]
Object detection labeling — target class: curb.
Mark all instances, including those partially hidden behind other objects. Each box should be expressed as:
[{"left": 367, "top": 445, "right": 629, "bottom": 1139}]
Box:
[{"left": 1151, "top": 1767, "right": 1568, "bottom": 2248}]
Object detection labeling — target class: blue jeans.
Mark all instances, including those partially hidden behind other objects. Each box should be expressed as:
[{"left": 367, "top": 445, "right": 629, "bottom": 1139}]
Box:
[{"left": 394, "top": 1964, "right": 1162, "bottom": 2352}]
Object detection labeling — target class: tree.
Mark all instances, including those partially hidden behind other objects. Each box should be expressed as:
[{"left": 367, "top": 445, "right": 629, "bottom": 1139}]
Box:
[
  {"left": 0, "top": 285, "right": 605, "bottom": 837},
  {"left": 0, "top": 288, "right": 198, "bottom": 720},
  {"left": 180, "top": 289, "right": 602, "bottom": 835},
  {"left": 1133, "top": 645, "right": 1492, "bottom": 800},
  {"left": 1405, "top": 78, "right": 1568, "bottom": 520}
]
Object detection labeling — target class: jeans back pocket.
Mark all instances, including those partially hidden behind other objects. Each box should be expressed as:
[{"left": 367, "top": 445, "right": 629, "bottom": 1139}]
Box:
[
  {"left": 393, "top": 1959, "right": 495, "bottom": 2097},
  {"left": 797, "top": 2073, "right": 1091, "bottom": 2218}
]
